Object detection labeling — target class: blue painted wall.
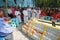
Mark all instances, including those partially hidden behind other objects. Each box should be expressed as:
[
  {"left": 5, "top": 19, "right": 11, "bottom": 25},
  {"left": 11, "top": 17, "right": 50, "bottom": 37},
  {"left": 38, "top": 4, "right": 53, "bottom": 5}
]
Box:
[
  {"left": 7, "top": 0, "right": 16, "bottom": 6},
  {"left": 0, "top": 0, "right": 5, "bottom": 7},
  {"left": 22, "top": 0, "right": 34, "bottom": 7},
  {"left": 0, "top": 0, "right": 35, "bottom": 7},
  {"left": 16, "top": 0, "right": 23, "bottom": 6},
  {"left": 16, "top": 0, "right": 35, "bottom": 7}
]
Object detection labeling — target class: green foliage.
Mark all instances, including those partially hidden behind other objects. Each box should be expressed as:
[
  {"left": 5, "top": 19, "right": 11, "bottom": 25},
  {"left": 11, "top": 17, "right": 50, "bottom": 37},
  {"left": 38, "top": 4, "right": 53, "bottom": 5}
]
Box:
[
  {"left": 35, "top": 0, "right": 43, "bottom": 7},
  {"left": 35, "top": 0, "right": 60, "bottom": 8},
  {"left": 57, "top": 0, "right": 60, "bottom": 7}
]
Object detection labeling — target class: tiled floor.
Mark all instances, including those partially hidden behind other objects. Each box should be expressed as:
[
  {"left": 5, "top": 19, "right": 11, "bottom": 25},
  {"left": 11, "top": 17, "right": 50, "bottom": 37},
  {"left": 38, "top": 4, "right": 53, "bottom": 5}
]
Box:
[
  {"left": 5, "top": 27, "right": 30, "bottom": 40},
  {"left": 13, "top": 28, "right": 29, "bottom": 40},
  {"left": 5, "top": 23, "right": 33, "bottom": 40}
]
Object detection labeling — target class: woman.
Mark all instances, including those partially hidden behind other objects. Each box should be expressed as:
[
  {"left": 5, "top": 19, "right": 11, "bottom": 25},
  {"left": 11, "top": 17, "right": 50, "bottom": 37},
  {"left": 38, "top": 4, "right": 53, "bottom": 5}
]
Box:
[{"left": 0, "top": 9, "right": 13, "bottom": 37}]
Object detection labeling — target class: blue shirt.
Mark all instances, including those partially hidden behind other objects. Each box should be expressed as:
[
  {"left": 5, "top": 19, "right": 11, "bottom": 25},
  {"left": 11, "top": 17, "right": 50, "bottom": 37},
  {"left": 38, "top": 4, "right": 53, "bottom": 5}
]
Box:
[{"left": 0, "top": 18, "right": 13, "bottom": 37}]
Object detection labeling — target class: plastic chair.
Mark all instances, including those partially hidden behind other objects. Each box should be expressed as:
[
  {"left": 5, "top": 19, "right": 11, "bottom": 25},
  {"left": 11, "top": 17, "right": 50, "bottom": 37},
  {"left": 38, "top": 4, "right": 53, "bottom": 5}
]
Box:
[
  {"left": 44, "top": 16, "right": 52, "bottom": 21},
  {"left": 10, "top": 18, "right": 20, "bottom": 27},
  {"left": 0, "top": 37, "right": 5, "bottom": 40},
  {"left": 57, "top": 19, "right": 60, "bottom": 22},
  {"left": 14, "top": 18, "right": 20, "bottom": 27},
  {"left": 9, "top": 21, "right": 16, "bottom": 27},
  {"left": 9, "top": 19, "right": 16, "bottom": 27}
]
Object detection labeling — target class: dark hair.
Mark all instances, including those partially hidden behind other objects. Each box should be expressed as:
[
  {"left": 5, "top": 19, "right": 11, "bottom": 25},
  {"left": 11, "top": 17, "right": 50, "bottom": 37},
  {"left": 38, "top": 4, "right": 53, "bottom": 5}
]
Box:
[
  {"left": 0, "top": 9, "right": 5, "bottom": 15},
  {"left": 0, "top": 9, "right": 4, "bottom": 12}
]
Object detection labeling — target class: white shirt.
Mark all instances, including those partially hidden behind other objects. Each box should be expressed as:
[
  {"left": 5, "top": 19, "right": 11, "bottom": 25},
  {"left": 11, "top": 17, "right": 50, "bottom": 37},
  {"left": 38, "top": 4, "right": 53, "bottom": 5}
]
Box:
[
  {"left": 27, "top": 8, "right": 31, "bottom": 12},
  {"left": 32, "top": 9, "right": 37, "bottom": 13},
  {"left": 37, "top": 10, "right": 41, "bottom": 15},
  {"left": 39, "top": 10, "right": 41, "bottom": 14},
  {"left": 15, "top": 11, "right": 21, "bottom": 16},
  {"left": 32, "top": 9, "right": 37, "bottom": 18},
  {"left": 7, "top": 8, "right": 12, "bottom": 14},
  {"left": 23, "top": 10, "right": 28, "bottom": 16}
]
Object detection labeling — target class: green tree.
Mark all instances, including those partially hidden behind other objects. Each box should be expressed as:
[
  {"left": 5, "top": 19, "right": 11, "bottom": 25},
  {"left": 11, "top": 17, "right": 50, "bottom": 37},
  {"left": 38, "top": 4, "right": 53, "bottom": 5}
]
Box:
[
  {"left": 57, "top": 0, "right": 60, "bottom": 7},
  {"left": 35, "top": 0, "right": 58, "bottom": 8},
  {"left": 34, "top": 0, "right": 43, "bottom": 7}
]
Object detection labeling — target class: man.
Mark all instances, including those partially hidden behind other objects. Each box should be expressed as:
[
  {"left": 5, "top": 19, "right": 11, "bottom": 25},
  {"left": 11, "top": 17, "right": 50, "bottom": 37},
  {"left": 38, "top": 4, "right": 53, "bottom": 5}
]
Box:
[
  {"left": 23, "top": 8, "right": 28, "bottom": 23},
  {"left": 32, "top": 8, "right": 37, "bottom": 18},
  {"left": 15, "top": 8, "right": 22, "bottom": 23},
  {"left": 0, "top": 9, "right": 13, "bottom": 37},
  {"left": 27, "top": 7, "right": 32, "bottom": 19},
  {"left": 7, "top": 7, "right": 12, "bottom": 18}
]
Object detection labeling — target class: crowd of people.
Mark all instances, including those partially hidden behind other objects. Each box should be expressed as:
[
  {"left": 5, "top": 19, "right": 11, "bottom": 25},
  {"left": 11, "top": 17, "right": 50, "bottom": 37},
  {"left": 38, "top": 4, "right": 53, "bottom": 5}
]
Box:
[
  {"left": 40, "top": 8, "right": 60, "bottom": 19},
  {"left": 0, "top": 6, "right": 60, "bottom": 23},
  {"left": 0, "top": 6, "right": 41, "bottom": 23},
  {"left": 0, "top": 6, "right": 60, "bottom": 39}
]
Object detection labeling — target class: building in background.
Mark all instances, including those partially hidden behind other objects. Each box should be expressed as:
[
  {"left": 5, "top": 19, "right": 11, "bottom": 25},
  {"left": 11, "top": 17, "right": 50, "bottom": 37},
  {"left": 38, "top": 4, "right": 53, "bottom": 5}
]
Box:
[
  {"left": 0, "top": 0, "right": 35, "bottom": 7},
  {"left": 0, "top": 0, "right": 5, "bottom": 7},
  {"left": 16, "top": 0, "right": 35, "bottom": 7},
  {"left": 7, "top": 0, "right": 16, "bottom": 7},
  {"left": 16, "top": 0, "right": 23, "bottom": 7}
]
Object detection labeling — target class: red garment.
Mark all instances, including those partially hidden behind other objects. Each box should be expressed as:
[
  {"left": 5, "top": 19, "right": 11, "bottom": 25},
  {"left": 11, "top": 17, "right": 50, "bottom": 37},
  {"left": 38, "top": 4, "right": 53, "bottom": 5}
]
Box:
[
  {"left": 40, "top": 11, "right": 46, "bottom": 17},
  {"left": 10, "top": 7, "right": 15, "bottom": 17},
  {"left": 55, "top": 14, "right": 60, "bottom": 19},
  {"left": 4, "top": 15, "right": 6, "bottom": 17},
  {"left": 52, "top": 13, "right": 57, "bottom": 18}
]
